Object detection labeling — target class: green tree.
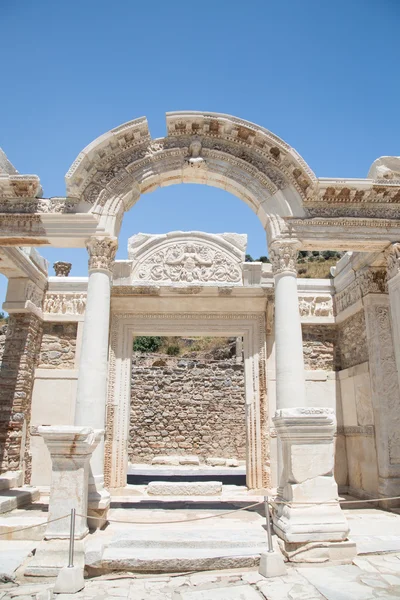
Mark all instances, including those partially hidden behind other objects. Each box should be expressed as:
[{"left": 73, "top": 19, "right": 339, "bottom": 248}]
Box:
[{"left": 133, "top": 336, "right": 162, "bottom": 353}]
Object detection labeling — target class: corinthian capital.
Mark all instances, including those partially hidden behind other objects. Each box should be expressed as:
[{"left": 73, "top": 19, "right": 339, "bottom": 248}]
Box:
[
  {"left": 86, "top": 237, "right": 118, "bottom": 272},
  {"left": 385, "top": 243, "right": 400, "bottom": 281},
  {"left": 269, "top": 240, "right": 301, "bottom": 276}
]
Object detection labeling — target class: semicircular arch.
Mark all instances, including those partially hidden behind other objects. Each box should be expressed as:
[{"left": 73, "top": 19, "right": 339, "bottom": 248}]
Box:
[{"left": 65, "top": 111, "right": 316, "bottom": 238}]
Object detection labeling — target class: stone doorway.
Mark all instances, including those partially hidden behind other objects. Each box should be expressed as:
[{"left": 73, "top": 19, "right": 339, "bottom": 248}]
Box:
[
  {"left": 104, "top": 313, "right": 268, "bottom": 490},
  {"left": 128, "top": 335, "right": 247, "bottom": 486}
]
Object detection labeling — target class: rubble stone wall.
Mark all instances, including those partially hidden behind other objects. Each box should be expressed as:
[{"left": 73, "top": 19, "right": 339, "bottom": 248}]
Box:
[
  {"left": 302, "top": 324, "right": 338, "bottom": 371},
  {"left": 38, "top": 322, "right": 77, "bottom": 369},
  {"left": 0, "top": 316, "right": 42, "bottom": 480},
  {"left": 129, "top": 354, "right": 246, "bottom": 464}
]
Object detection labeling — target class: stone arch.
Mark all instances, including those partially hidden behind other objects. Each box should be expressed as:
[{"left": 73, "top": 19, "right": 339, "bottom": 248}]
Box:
[{"left": 65, "top": 112, "right": 316, "bottom": 239}]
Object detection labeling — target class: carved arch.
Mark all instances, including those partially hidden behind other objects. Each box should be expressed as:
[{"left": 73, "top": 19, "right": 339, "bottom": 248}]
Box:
[{"left": 65, "top": 112, "right": 316, "bottom": 235}]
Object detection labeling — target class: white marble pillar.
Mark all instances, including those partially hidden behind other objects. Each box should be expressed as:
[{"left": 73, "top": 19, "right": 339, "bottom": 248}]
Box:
[
  {"left": 269, "top": 241, "right": 353, "bottom": 562},
  {"left": 74, "top": 236, "right": 118, "bottom": 525},
  {"left": 386, "top": 243, "right": 400, "bottom": 393},
  {"left": 269, "top": 241, "right": 306, "bottom": 410}
]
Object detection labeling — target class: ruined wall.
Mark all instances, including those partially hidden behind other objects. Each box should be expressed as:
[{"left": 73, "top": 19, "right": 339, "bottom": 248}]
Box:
[
  {"left": 38, "top": 322, "right": 77, "bottom": 369},
  {"left": 129, "top": 354, "right": 246, "bottom": 464},
  {"left": 302, "top": 324, "right": 338, "bottom": 371},
  {"left": 0, "top": 315, "right": 42, "bottom": 480}
]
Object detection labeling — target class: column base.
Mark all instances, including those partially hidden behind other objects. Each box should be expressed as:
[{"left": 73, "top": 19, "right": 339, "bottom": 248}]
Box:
[
  {"left": 277, "top": 538, "right": 357, "bottom": 564},
  {"left": 273, "top": 408, "right": 352, "bottom": 559},
  {"left": 24, "top": 539, "right": 85, "bottom": 577},
  {"left": 272, "top": 499, "right": 350, "bottom": 544}
]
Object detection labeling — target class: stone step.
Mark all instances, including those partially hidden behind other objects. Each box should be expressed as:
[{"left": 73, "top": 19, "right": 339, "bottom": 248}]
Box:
[
  {"left": 0, "top": 514, "right": 46, "bottom": 540},
  {"left": 90, "top": 546, "right": 263, "bottom": 573},
  {"left": 0, "top": 470, "right": 23, "bottom": 491},
  {"left": 0, "top": 487, "right": 40, "bottom": 514},
  {"left": 147, "top": 481, "right": 223, "bottom": 496},
  {"left": 106, "top": 526, "right": 267, "bottom": 550}
]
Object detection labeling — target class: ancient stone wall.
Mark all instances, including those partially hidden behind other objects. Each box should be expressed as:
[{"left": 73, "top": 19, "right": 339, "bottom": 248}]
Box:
[
  {"left": 129, "top": 354, "right": 246, "bottom": 464},
  {"left": 337, "top": 311, "right": 369, "bottom": 370},
  {"left": 38, "top": 322, "right": 77, "bottom": 369},
  {"left": 302, "top": 325, "right": 338, "bottom": 370},
  {"left": 0, "top": 315, "right": 42, "bottom": 480}
]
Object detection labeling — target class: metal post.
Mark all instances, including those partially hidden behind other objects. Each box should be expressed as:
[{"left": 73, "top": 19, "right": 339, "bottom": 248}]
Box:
[
  {"left": 264, "top": 495, "right": 273, "bottom": 553},
  {"left": 68, "top": 508, "right": 76, "bottom": 568}
]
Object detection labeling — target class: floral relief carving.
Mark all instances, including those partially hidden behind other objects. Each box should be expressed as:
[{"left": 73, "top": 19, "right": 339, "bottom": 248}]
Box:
[
  {"left": 269, "top": 242, "right": 300, "bottom": 276},
  {"left": 86, "top": 237, "right": 118, "bottom": 272},
  {"left": 135, "top": 242, "right": 242, "bottom": 284},
  {"left": 386, "top": 243, "right": 400, "bottom": 280}
]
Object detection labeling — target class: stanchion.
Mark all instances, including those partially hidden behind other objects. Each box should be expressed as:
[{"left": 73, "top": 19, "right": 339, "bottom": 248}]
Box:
[
  {"left": 264, "top": 496, "right": 274, "bottom": 553},
  {"left": 68, "top": 508, "right": 76, "bottom": 568},
  {"left": 258, "top": 495, "right": 286, "bottom": 578},
  {"left": 53, "top": 508, "right": 85, "bottom": 594}
]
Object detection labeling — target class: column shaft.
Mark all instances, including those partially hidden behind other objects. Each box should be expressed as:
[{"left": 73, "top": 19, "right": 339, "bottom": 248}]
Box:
[{"left": 74, "top": 237, "right": 117, "bottom": 524}]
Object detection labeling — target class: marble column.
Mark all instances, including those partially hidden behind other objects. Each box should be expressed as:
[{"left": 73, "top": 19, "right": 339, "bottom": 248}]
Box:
[
  {"left": 386, "top": 243, "right": 400, "bottom": 393},
  {"left": 74, "top": 236, "right": 118, "bottom": 526},
  {"left": 269, "top": 241, "right": 353, "bottom": 562}
]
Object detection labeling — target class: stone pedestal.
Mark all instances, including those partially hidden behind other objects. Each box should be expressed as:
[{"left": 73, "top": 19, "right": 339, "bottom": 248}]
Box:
[
  {"left": 272, "top": 408, "right": 355, "bottom": 561},
  {"left": 74, "top": 237, "right": 118, "bottom": 526},
  {"left": 24, "top": 426, "right": 102, "bottom": 576},
  {"left": 41, "top": 425, "right": 102, "bottom": 539}
]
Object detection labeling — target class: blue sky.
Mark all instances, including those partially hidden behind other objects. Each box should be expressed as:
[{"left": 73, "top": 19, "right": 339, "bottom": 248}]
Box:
[{"left": 1, "top": 0, "right": 399, "bottom": 305}]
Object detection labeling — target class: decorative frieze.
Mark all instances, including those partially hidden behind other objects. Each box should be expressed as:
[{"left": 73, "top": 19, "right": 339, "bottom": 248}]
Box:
[
  {"left": 86, "top": 236, "right": 118, "bottom": 272},
  {"left": 299, "top": 295, "right": 333, "bottom": 318},
  {"left": 44, "top": 293, "right": 86, "bottom": 315}
]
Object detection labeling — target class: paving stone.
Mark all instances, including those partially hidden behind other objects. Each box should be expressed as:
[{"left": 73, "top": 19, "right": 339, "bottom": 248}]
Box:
[
  {"left": 299, "top": 565, "right": 377, "bottom": 600},
  {"left": 175, "top": 584, "right": 262, "bottom": 599}
]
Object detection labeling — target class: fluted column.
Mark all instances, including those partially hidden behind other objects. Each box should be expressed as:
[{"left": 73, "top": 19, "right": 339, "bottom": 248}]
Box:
[
  {"left": 74, "top": 236, "right": 118, "bottom": 526},
  {"left": 269, "top": 240, "right": 353, "bottom": 562}
]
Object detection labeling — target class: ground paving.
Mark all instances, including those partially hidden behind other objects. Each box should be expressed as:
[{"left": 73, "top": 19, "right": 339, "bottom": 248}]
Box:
[
  {"left": 2, "top": 558, "right": 400, "bottom": 599},
  {"left": 2, "top": 504, "right": 400, "bottom": 598}
]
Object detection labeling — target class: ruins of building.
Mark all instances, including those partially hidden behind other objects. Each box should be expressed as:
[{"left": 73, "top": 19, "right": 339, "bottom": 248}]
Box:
[{"left": 1, "top": 111, "right": 400, "bottom": 571}]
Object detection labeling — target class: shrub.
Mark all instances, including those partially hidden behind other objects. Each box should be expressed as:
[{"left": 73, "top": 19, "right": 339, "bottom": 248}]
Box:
[
  {"left": 166, "top": 344, "right": 180, "bottom": 356},
  {"left": 258, "top": 256, "right": 270, "bottom": 263},
  {"left": 245, "top": 254, "right": 254, "bottom": 262},
  {"left": 133, "top": 336, "right": 162, "bottom": 353}
]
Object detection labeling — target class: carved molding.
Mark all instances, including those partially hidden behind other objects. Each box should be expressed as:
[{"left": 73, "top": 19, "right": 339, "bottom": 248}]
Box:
[
  {"left": 385, "top": 243, "right": 400, "bottom": 280},
  {"left": 104, "top": 311, "right": 267, "bottom": 490},
  {"left": 334, "top": 267, "right": 388, "bottom": 315},
  {"left": 269, "top": 241, "right": 300, "bottom": 276},
  {"left": 337, "top": 425, "right": 375, "bottom": 437},
  {"left": 86, "top": 237, "right": 118, "bottom": 272}
]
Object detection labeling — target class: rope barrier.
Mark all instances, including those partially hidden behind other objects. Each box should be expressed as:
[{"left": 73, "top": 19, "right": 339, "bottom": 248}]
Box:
[
  {"left": 77, "top": 501, "right": 264, "bottom": 525},
  {"left": 0, "top": 494, "right": 399, "bottom": 538},
  {"left": 0, "top": 513, "right": 70, "bottom": 538}
]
